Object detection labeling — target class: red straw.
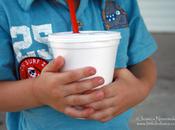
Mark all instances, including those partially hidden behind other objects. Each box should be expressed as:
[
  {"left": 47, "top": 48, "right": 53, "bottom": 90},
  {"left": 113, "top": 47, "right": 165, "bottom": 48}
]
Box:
[{"left": 67, "top": 0, "right": 79, "bottom": 33}]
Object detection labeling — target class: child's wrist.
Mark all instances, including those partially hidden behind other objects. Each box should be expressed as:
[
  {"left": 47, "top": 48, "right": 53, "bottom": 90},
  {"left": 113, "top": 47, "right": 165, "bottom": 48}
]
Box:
[
  {"left": 137, "top": 78, "right": 152, "bottom": 98},
  {"left": 30, "top": 78, "right": 44, "bottom": 107}
]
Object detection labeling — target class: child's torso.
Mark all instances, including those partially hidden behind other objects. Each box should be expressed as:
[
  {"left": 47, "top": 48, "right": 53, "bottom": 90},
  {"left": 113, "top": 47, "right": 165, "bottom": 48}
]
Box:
[{"left": 2, "top": 0, "right": 132, "bottom": 130}]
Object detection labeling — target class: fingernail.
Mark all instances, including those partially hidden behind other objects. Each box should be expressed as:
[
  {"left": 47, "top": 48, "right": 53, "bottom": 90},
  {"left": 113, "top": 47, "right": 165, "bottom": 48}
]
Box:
[
  {"left": 98, "top": 78, "right": 104, "bottom": 84},
  {"left": 96, "top": 91, "right": 104, "bottom": 98},
  {"left": 89, "top": 108, "right": 94, "bottom": 113},
  {"left": 57, "top": 56, "right": 64, "bottom": 65},
  {"left": 88, "top": 67, "right": 96, "bottom": 75},
  {"left": 88, "top": 108, "right": 94, "bottom": 114}
]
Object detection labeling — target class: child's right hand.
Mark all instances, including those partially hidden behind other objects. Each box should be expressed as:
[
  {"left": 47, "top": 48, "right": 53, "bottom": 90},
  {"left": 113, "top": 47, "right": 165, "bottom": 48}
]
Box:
[{"left": 32, "top": 56, "right": 105, "bottom": 118}]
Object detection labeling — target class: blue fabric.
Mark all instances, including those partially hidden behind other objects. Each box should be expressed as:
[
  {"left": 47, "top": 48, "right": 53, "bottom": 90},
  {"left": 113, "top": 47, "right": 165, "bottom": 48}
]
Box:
[{"left": 0, "top": 0, "right": 157, "bottom": 130}]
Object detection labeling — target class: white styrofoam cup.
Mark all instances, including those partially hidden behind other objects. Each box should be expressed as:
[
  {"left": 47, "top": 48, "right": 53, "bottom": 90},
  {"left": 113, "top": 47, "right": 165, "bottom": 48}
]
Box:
[{"left": 48, "top": 31, "right": 121, "bottom": 88}]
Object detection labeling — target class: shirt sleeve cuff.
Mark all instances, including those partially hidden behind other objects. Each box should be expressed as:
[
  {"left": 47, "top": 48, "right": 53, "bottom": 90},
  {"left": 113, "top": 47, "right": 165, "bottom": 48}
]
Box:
[{"left": 127, "top": 42, "right": 158, "bottom": 66}]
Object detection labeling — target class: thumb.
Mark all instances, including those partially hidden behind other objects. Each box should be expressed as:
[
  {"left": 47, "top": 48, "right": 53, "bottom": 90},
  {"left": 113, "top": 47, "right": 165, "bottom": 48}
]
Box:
[
  {"left": 114, "top": 68, "right": 133, "bottom": 79},
  {"left": 42, "top": 56, "right": 65, "bottom": 72}
]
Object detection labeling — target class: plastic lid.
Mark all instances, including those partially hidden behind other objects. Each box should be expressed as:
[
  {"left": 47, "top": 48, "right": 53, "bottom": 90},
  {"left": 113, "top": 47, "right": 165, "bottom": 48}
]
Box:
[{"left": 48, "top": 31, "right": 121, "bottom": 43}]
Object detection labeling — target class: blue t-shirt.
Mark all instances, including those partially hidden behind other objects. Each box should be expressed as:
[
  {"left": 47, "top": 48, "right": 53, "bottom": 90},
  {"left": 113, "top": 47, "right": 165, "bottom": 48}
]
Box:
[{"left": 0, "top": 0, "right": 157, "bottom": 130}]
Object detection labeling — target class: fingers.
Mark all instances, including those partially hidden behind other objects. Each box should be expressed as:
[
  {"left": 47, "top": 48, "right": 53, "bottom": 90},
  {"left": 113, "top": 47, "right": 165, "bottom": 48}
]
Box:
[
  {"left": 63, "top": 77, "right": 104, "bottom": 96},
  {"left": 42, "top": 56, "right": 65, "bottom": 72},
  {"left": 88, "top": 107, "right": 115, "bottom": 122},
  {"left": 86, "top": 97, "right": 117, "bottom": 110},
  {"left": 56, "top": 67, "right": 97, "bottom": 84},
  {"left": 101, "top": 83, "right": 118, "bottom": 98},
  {"left": 64, "top": 107, "right": 95, "bottom": 118},
  {"left": 100, "top": 116, "right": 113, "bottom": 122},
  {"left": 65, "top": 91, "right": 105, "bottom": 106}
]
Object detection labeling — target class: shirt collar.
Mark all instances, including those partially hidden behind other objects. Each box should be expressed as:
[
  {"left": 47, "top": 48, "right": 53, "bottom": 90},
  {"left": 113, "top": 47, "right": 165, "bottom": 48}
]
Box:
[
  {"left": 18, "top": 0, "right": 34, "bottom": 11},
  {"left": 18, "top": 0, "right": 107, "bottom": 11}
]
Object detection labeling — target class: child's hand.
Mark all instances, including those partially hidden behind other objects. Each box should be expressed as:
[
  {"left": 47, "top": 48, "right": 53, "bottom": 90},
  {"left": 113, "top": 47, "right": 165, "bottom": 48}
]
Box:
[
  {"left": 32, "top": 56, "right": 105, "bottom": 118},
  {"left": 86, "top": 69, "right": 150, "bottom": 122}
]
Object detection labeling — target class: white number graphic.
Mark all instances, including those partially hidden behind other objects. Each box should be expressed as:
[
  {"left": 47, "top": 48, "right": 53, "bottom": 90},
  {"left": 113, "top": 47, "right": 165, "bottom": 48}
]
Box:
[
  {"left": 10, "top": 24, "right": 53, "bottom": 62},
  {"left": 10, "top": 26, "right": 32, "bottom": 62},
  {"left": 37, "top": 49, "right": 52, "bottom": 60},
  {"left": 32, "top": 24, "right": 52, "bottom": 44}
]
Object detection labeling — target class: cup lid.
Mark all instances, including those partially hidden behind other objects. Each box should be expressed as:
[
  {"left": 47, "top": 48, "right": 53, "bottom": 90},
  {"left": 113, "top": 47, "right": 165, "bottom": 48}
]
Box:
[{"left": 48, "top": 31, "right": 121, "bottom": 43}]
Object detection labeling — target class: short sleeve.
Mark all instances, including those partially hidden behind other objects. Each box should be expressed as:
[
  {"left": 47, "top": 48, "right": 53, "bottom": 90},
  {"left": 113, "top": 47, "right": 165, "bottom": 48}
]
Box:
[
  {"left": 0, "top": 7, "right": 17, "bottom": 81},
  {"left": 126, "top": 0, "right": 158, "bottom": 66}
]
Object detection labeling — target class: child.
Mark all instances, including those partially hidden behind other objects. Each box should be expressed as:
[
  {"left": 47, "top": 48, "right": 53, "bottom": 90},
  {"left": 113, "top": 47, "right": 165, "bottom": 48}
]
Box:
[{"left": 0, "top": 0, "right": 157, "bottom": 130}]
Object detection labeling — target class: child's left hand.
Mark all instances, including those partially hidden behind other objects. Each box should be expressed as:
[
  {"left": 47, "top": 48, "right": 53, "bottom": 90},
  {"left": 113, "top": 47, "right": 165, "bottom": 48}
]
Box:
[{"left": 86, "top": 68, "right": 150, "bottom": 122}]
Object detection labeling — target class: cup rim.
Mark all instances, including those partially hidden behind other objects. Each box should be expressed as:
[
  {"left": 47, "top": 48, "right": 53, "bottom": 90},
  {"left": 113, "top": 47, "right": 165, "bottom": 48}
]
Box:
[{"left": 48, "top": 31, "right": 121, "bottom": 43}]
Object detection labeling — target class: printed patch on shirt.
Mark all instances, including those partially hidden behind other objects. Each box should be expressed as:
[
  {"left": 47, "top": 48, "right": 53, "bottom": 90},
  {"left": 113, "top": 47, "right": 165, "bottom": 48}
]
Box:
[
  {"left": 103, "top": 0, "right": 128, "bottom": 30},
  {"left": 19, "top": 57, "right": 48, "bottom": 80}
]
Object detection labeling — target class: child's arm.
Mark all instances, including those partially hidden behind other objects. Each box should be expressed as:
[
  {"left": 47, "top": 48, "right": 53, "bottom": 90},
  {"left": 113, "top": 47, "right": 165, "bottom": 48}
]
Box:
[
  {"left": 129, "top": 57, "right": 157, "bottom": 92},
  {"left": 0, "top": 57, "right": 105, "bottom": 118},
  {"left": 86, "top": 58, "right": 157, "bottom": 122},
  {"left": 0, "top": 78, "right": 42, "bottom": 112}
]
